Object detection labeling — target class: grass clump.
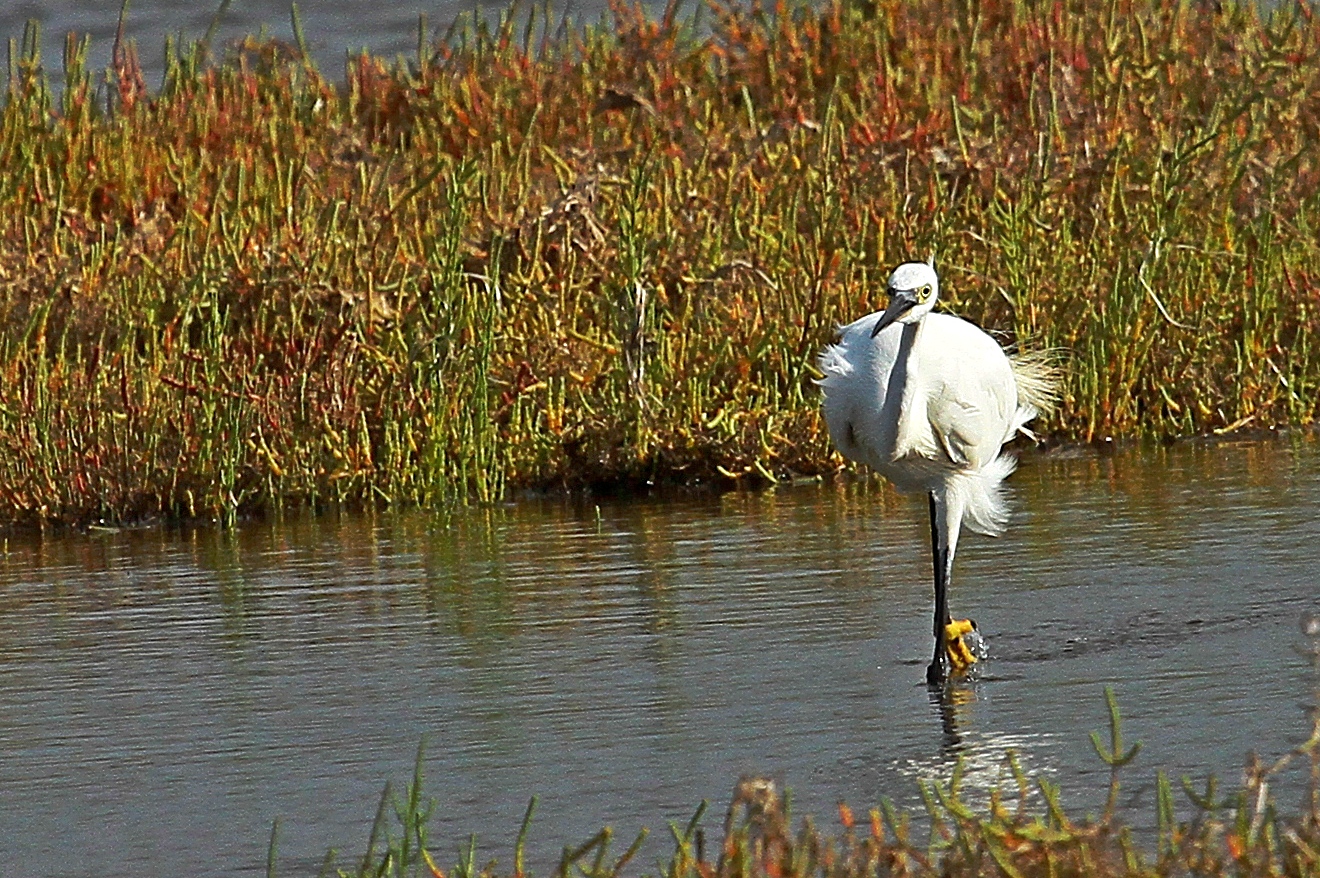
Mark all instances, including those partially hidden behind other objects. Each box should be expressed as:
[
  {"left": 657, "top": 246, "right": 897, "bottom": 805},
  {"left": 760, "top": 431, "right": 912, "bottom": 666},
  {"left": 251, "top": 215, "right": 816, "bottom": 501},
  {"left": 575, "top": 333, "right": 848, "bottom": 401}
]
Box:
[{"left": 5, "top": 0, "right": 1320, "bottom": 525}]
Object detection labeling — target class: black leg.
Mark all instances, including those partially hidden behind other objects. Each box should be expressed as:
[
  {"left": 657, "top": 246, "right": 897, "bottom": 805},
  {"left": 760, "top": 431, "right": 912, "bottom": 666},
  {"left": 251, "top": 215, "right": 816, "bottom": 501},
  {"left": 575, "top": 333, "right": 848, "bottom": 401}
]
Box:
[{"left": 926, "top": 493, "right": 949, "bottom": 685}]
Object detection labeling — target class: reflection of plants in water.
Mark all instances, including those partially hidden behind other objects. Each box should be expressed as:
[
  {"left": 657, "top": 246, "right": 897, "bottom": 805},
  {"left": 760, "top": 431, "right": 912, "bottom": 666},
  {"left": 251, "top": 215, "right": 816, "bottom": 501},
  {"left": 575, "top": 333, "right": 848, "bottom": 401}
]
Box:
[{"left": 309, "top": 621, "right": 1320, "bottom": 878}]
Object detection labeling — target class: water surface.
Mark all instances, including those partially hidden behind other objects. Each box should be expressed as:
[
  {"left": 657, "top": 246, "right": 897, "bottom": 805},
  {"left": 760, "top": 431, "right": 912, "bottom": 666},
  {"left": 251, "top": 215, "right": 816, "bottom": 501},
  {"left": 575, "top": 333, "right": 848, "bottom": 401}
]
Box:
[
  {"left": 0, "top": 439, "right": 1316, "bottom": 877},
  {"left": 2, "top": 0, "right": 617, "bottom": 86}
]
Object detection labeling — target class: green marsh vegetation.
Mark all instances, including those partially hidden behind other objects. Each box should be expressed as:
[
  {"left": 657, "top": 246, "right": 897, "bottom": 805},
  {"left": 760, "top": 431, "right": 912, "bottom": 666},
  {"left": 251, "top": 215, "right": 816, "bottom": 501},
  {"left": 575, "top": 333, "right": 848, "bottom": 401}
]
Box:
[{"left": 4, "top": 0, "right": 1320, "bottom": 526}]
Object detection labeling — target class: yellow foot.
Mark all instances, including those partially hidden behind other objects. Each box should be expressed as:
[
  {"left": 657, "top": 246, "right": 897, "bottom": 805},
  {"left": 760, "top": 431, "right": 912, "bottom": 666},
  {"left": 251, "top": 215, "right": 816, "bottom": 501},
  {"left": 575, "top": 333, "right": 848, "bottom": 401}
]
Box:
[{"left": 944, "top": 619, "right": 981, "bottom": 674}]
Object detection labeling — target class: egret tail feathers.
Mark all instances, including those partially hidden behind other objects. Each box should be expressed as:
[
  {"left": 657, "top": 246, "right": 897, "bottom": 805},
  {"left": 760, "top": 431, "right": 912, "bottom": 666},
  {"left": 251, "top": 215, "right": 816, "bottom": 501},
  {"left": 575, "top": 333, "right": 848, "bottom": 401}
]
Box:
[
  {"left": 945, "top": 348, "right": 1052, "bottom": 536},
  {"left": 1010, "top": 349, "right": 1061, "bottom": 417},
  {"left": 944, "top": 453, "right": 1017, "bottom": 538},
  {"left": 815, "top": 342, "right": 853, "bottom": 386}
]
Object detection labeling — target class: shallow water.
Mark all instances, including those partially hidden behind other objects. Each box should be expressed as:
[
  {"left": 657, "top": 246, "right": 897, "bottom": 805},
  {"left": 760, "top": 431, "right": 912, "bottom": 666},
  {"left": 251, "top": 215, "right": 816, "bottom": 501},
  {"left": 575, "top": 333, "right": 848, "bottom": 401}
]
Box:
[
  {"left": 0, "top": 439, "right": 1317, "bottom": 877},
  {"left": 2, "top": 1, "right": 617, "bottom": 86}
]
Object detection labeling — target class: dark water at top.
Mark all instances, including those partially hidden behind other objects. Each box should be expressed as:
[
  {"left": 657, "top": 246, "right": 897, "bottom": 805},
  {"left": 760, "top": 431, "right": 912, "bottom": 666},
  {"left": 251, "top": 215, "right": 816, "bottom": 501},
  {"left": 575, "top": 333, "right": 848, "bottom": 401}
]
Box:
[
  {"left": 0, "top": 438, "right": 1318, "bottom": 877},
  {"left": 2, "top": 1, "right": 615, "bottom": 86}
]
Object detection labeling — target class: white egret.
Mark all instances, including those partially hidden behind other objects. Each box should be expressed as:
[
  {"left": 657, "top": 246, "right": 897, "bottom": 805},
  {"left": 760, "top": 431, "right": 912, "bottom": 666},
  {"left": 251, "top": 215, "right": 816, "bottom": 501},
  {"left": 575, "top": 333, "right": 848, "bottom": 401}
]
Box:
[{"left": 817, "top": 259, "right": 1056, "bottom": 684}]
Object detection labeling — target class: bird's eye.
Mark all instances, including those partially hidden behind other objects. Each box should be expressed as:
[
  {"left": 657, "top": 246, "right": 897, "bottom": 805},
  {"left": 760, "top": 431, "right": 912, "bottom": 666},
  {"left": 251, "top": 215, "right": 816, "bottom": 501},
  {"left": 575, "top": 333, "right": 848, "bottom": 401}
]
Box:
[{"left": 918, "top": 284, "right": 932, "bottom": 302}]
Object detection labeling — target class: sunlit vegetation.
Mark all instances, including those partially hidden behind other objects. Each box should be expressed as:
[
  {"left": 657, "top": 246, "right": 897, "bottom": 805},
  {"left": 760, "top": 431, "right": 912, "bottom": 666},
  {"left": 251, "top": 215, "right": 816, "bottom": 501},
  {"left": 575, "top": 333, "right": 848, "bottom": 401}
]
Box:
[{"left": 4, "top": 0, "right": 1320, "bottom": 525}]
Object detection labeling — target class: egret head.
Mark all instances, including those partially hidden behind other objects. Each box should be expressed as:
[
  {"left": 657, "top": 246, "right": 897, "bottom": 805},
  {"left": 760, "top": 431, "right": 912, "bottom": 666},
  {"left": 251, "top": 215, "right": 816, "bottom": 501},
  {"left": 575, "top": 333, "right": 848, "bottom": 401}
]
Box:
[{"left": 871, "top": 261, "right": 939, "bottom": 337}]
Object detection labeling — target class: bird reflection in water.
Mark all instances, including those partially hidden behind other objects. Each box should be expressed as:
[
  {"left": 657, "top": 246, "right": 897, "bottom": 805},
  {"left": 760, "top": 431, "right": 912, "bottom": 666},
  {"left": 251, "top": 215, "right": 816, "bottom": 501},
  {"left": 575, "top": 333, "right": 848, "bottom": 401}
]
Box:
[{"left": 930, "top": 680, "right": 978, "bottom": 756}]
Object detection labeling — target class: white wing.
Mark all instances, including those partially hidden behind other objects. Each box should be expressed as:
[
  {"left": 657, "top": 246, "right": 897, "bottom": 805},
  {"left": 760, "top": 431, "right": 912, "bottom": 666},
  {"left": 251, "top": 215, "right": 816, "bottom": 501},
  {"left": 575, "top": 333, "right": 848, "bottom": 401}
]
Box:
[{"left": 917, "top": 315, "right": 1016, "bottom": 471}]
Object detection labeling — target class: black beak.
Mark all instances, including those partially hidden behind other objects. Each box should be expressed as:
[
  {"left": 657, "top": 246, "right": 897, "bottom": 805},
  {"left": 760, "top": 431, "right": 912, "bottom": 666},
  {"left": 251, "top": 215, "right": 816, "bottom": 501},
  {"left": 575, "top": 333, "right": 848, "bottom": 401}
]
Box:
[{"left": 870, "top": 294, "right": 917, "bottom": 337}]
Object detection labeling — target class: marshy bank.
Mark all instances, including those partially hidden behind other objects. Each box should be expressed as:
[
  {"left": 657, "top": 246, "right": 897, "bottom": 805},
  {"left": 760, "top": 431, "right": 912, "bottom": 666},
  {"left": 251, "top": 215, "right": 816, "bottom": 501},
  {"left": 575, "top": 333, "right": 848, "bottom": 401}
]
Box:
[{"left": 4, "top": 0, "right": 1320, "bottom": 526}]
